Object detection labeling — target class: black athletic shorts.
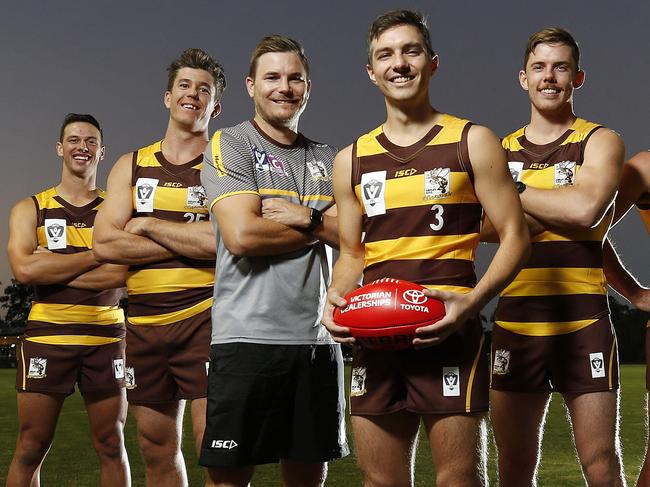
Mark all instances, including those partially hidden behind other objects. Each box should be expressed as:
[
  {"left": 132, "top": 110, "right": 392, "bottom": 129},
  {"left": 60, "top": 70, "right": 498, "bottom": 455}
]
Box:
[{"left": 199, "top": 343, "right": 349, "bottom": 467}]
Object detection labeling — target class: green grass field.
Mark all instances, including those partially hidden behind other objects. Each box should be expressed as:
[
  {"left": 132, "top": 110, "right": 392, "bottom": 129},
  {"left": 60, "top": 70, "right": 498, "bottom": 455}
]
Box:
[{"left": 0, "top": 365, "right": 647, "bottom": 486}]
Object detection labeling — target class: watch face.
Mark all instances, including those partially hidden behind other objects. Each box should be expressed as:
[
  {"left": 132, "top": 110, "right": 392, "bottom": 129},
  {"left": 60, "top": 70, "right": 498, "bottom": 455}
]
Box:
[{"left": 516, "top": 181, "right": 526, "bottom": 194}]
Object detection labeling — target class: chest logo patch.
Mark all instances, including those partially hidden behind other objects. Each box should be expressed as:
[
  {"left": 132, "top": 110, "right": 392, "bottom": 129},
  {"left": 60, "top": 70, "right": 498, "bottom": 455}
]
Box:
[
  {"left": 186, "top": 185, "right": 207, "bottom": 209},
  {"left": 508, "top": 162, "right": 524, "bottom": 182},
  {"left": 254, "top": 146, "right": 286, "bottom": 175},
  {"left": 424, "top": 168, "right": 451, "bottom": 200},
  {"left": 360, "top": 171, "right": 387, "bottom": 217},
  {"left": 554, "top": 161, "right": 576, "bottom": 187},
  {"left": 135, "top": 178, "right": 159, "bottom": 213},
  {"left": 44, "top": 218, "right": 67, "bottom": 250},
  {"left": 306, "top": 159, "right": 330, "bottom": 181}
]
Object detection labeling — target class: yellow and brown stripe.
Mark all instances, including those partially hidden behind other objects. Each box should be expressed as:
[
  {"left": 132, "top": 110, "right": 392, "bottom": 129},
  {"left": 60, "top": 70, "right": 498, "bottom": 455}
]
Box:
[
  {"left": 353, "top": 114, "right": 480, "bottom": 292},
  {"left": 27, "top": 187, "right": 124, "bottom": 346},
  {"left": 496, "top": 118, "right": 611, "bottom": 336},
  {"left": 127, "top": 141, "right": 215, "bottom": 326}
]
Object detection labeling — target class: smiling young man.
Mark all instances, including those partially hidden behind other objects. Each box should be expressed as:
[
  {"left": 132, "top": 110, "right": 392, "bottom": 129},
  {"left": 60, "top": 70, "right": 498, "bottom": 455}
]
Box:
[
  {"left": 489, "top": 29, "right": 626, "bottom": 487},
  {"left": 322, "top": 10, "right": 529, "bottom": 487},
  {"left": 93, "top": 49, "right": 225, "bottom": 486},
  {"left": 7, "top": 114, "right": 130, "bottom": 487},
  {"left": 199, "top": 35, "right": 348, "bottom": 487}
]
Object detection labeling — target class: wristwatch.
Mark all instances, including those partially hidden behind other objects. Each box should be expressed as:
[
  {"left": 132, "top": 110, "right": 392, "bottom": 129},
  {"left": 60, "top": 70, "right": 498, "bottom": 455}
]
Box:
[
  {"left": 306, "top": 208, "right": 323, "bottom": 232},
  {"left": 515, "top": 181, "right": 527, "bottom": 194}
]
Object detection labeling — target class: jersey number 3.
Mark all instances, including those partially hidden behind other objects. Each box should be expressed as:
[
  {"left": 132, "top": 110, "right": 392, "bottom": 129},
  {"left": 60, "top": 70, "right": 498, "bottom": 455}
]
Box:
[{"left": 429, "top": 204, "right": 444, "bottom": 231}]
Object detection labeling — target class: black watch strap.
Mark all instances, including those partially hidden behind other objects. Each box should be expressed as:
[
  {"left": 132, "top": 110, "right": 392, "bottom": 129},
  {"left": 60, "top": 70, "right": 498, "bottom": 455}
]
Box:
[
  {"left": 516, "top": 181, "right": 527, "bottom": 194},
  {"left": 306, "top": 208, "right": 323, "bottom": 232}
]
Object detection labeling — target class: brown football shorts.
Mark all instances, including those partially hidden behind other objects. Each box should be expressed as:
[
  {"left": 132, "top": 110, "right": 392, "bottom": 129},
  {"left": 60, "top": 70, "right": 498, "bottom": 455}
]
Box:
[
  {"left": 491, "top": 316, "right": 619, "bottom": 393},
  {"left": 125, "top": 308, "right": 211, "bottom": 404},
  {"left": 350, "top": 317, "right": 489, "bottom": 415},
  {"left": 16, "top": 338, "right": 126, "bottom": 395}
]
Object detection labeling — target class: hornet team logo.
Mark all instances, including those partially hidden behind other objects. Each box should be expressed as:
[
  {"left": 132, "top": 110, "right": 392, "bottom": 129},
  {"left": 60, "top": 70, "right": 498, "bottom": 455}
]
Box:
[
  {"left": 402, "top": 289, "right": 427, "bottom": 305},
  {"left": 125, "top": 367, "right": 136, "bottom": 389},
  {"left": 306, "top": 159, "right": 330, "bottom": 181},
  {"left": 493, "top": 349, "right": 511, "bottom": 375},
  {"left": 424, "top": 168, "right": 451, "bottom": 199},
  {"left": 186, "top": 185, "right": 207, "bottom": 209},
  {"left": 554, "top": 161, "right": 576, "bottom": 187}
]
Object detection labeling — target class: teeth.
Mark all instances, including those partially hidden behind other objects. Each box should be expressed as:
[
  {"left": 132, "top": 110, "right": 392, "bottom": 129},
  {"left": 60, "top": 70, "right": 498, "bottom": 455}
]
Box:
[
  {"left": 541, "top": 89, "right": 559, "bottom": 94},
  {"left": 182, "top": 104, "right": 198, "bottom": 110},
  {"left": 74, "top": 155, "right": 90, "bottom": 161},
  {"left": 392, "top": 76, "right": 413, "bottom": 83}
]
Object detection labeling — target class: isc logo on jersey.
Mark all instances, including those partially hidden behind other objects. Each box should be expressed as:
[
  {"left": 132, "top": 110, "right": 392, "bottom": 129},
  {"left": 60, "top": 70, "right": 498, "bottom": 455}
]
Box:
[{"left": 210, "top": 439, "right": 238, "bottom": 450}]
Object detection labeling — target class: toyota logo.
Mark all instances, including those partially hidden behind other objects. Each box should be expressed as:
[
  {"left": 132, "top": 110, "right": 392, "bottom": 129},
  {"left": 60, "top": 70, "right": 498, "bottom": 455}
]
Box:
[{"left": 403, "top": 289, "right": 427, "bottom": 305}]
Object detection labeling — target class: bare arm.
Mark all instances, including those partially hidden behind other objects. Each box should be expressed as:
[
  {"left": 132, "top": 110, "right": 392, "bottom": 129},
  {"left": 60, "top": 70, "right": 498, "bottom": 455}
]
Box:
[
  {"left": 603, "top": 239, "right": 650, "bottom": 312},
  {"left": 92, "top": 153, "right": 175, "bottom": 264},
  {"left": 520, "top": 129, "right": 624, "bottom": 228},
  {"left": 212, "top": 193, "right": 316, "bottom": 257},
  {"left": 7, "top": 198, "right": 100, "bottom": 285},
  {"left": 416, "top": 126, "right": 530, "bottom": 347},
  {"left": 124, "top": 217, "right": 215, "bottom": 259},
  {"left": 261, "top": 198, "right": 339, "bottom": 248},
  {"left": 322, "top": 145, "right": 364, "bottom": 343},
  {"left": 481, "top": 212, "right": 545, "bottom": 243},
  {"left": 611, "top": 151, "right": 650, "bottom": 226},
  {"left": 66, "top": 263, "right": 128, "bottom": 291}
]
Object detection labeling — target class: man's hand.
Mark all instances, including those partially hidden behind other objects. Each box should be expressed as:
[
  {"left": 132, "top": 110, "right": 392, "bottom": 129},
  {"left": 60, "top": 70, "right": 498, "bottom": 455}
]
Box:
[
  {"left": 262, "top": 198, "right": 310, "bottom": 228},
  {"left": 321, "top": 288, "right": 356, "bottom": 344},
  {"left": 631, "top": 288, "right": 650, "bottom": 313},
  {"left": 413, "top": 289, "right": 480, "bottom": 348},
  {"left": 124, "top": 217, "right": 152, "bottom": 236}
]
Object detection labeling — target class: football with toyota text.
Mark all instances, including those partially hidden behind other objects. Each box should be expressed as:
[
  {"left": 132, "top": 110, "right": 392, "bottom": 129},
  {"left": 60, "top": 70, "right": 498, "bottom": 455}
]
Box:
[{"left": 333, "top": 278, "right": 446, "bottom": 349}]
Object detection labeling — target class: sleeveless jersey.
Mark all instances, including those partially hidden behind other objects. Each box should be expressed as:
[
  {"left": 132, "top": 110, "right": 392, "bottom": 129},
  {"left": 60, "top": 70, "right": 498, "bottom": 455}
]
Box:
[
  {"left": 352, "top": 114, "right": 480, "bottom": 291},
  {"left": 27, "top": 187, "right": 124, "bottom": 345},
  {"left": 496, "top": 118, "right": 611, "bottom": 336},
  {"left": 127, "top": 141, "right": 215, "bottom": 326}
]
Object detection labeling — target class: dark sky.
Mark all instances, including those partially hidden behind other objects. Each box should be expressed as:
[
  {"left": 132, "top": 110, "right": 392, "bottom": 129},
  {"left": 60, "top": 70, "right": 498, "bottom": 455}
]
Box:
[{"left": 1, "top": 0, "right": 648, "bottom": 295}]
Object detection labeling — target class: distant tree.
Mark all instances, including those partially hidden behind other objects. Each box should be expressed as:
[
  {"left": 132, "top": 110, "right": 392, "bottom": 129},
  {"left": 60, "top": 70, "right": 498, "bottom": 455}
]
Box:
[{"left": 0, "top": 279, "right": 33, "bottom": 334}]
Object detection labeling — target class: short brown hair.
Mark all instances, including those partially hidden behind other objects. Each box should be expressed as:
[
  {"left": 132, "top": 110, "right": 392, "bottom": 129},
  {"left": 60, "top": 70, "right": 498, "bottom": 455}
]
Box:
[
  {"left": 248, "top": 35, "right": 310, "bottom": 79},
  {"left": 524, "top": 28, "right": 580, "bottom": 70},
  {"left": 59, "top": 113, "right": 103, "bottom": 143},
  {"left": 167, "top": 48, "right": 226, "bottom": 101},
  {"left": 367, "top": 9, "right": 434, "bottom": 63}
]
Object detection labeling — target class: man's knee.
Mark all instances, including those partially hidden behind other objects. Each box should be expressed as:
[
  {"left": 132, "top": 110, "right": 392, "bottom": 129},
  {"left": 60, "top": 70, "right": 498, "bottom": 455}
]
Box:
[
  {"left": 281, "top": 460, "right": 327, "bottom": 487},
  {"left": 435, "top": 459, "right": 485, "bottom": 487},
  {"left": 137, "top": 427, "right": 180, "bottom": 466},
  {"left": 579, "top": 442, "right": 622, "bottom": 486},
  {"left": 14, "top": 434, "right": 51, "bottom": 467},
  {"left": 358, "top": 467, "right": 410, "bottom": 487},
  {"left": 92, "top": 428, "right": 124, "bottom": 461}
]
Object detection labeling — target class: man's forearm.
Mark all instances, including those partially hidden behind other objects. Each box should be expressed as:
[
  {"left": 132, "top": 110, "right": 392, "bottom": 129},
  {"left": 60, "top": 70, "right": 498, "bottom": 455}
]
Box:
[
  {"left": 15, "top": 250, "right": 99, "bottom": 286},
  {"left": 93, "top": 228, "right": 175, "bottom": 265},
  {"left": 66, "top": 264, "right": 128, "bottom": 291},
  {"left": 141, "top": 219, "right": 216, "bottom": 259}
]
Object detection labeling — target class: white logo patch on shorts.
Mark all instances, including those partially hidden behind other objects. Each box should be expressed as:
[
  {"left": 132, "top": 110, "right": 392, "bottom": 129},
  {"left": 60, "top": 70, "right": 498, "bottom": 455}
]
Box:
[
  {"left": 125, "top": 367, "right": 136, "bottom": 389},
  {"left": 113, "top": 359, "right": 125, "bottom": 379},
  {"left": 205, "top": 361, "right": 210, "bottom": 376},
  {"left": 27, "top": 357, "right": 47, "bottom": 379},
  {"left": 44, "top": 219, "right": 67, "bottom": 250},
  {"left": 350, "top": 367, "right": 367, "bottom": 397},
  {"left": 589, "top": 352, "right": 606, "bottom": 378},
  {"left": 493, "top": 350, "right": 511, "bottom": 375},
  {"left": 442, "top": 366, "right": 460, "bottom": 397}
]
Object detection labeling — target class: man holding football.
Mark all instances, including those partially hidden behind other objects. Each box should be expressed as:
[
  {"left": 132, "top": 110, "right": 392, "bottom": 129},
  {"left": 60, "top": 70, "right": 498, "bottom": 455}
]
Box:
[{"left": 323, "top": 10, "right": 529, "bottom": 487}]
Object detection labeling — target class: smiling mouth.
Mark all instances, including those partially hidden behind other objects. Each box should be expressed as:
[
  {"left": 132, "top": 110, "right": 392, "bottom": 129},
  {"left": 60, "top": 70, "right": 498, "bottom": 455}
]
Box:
[
  {"left": 540, "top": 88, "right": 560, "bottom": 94},
  {"left": 73, "top": 154, "right": 91, "bottom": 161},
  {"left": 181, "top": 103, "right": 199, "bottom": 110},
  {"left": 390, "top": 75, "right": 415, "bottom": 84}
]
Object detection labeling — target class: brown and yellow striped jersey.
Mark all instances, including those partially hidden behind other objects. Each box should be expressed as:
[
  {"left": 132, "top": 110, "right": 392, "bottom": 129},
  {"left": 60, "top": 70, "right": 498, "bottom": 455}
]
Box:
[
  {"left": 352, "top": 114, "right": 480, "bottom": 292},
  {"left": 127, "top": 141, "right": 215, "bottom": 326},
  {"left": 27, "top": 187, "right": 124, "bottom": 346},
  {"left": 496, "top": 118, "right": 611, "bottom": 336}
]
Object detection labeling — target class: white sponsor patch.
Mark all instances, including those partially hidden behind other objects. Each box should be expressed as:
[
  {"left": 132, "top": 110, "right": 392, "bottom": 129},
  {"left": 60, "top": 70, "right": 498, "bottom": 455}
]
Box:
[
  {"left": 210, "top": 439, "right": 238, "bottom": 449},
  {"left": 554, "top": 161, "right": 576, "bottom": 187},
  {"left": 508, "top": 161, "right": 524, "bottom": 182},
  {"left": 590, "top": 352, "right": 606, "bottom": 378},
  {"left": 113, "top": 359, "right": 125, "bottom": 379},
  {"left": 186, "top": 185, "right": 207, "bottom": 209},
  {"left": 492, "top": 350, "right": 510, "bottom": 375},
  {"left": 27, "top": 357, "right": 47, "bottom": 379},
  {"left": 350, "top": 367, "right": 367, "bottom": 397},
  {"left": 424, "top": 168, "right": 451, "bottom": 200},
  {"left": 306, "top": 159, "right": 330, "bottom": 181},
  {"left": 442, "top": 366, "right": 460, "bottom": 397},
  {"left": 44, "top": 219, "right": 67, "bottom": 250},
  {"left": 360, "top": 171, "right": 387, "bottom": 217},
  {"left": 125, "top": 367, "right": 136, "bottom": 389},
  {"left": 205, "top": 361, "right": 210, "bottom": 376},
  {"left": 135, "top": 178, "right": 159, "bottom": 213}
]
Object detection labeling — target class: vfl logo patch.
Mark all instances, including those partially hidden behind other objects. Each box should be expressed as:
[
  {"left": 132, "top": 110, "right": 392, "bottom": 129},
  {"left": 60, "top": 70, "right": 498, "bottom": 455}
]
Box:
[
  {"left": 135, "top": 178, "right": 159, "bottom": 213},
  {"left": 44, "top": 219, "right": 67, "bottom": 250},
  {"left": 125, "top": 367, "right": 136, "bottom": 389},
  {"left": 27, "top": 357, "right": 47, "bottom": 379},
  {"left": 113, "top": 359, "right": 125, "bottom": 379},
  {"left": 360, "top": 171, "right": 387, "bottom": 217},
  {"left": 254, "top": 147, "right": 286, "bottom": 175},
  {"left": 554, "top": 161, "right": 576, "bottom": 187},
  {"left": 186, "top": 185, "right": 207, "bottom": 209},
  {"left": 210, "top": 439, "right": 238, "bottom": 450},
  {"left": 424, "top": 168, "right": 451, "bottom": 200},
  {"left": 442, "top": 366, "right": 460, "bottom": 397},
  {"left": 350, "top": 367, "right": 367, "bottom": 397},
  {"left": 589, "top": 352, "right": 606, "bottom": 378},
  {"left": 306, "top": 159, "right": 330, "bottom": 181},
  {"left": 493, "top": 350, "right": 510, "bottom": 375},
  {"left": 508, "top": 162, "right": 524, "bottom": 182}
]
